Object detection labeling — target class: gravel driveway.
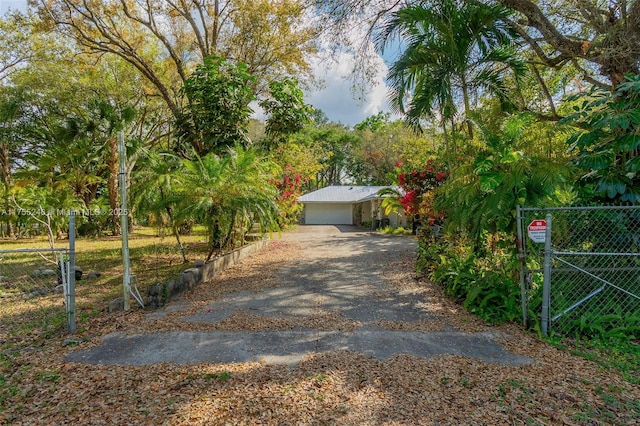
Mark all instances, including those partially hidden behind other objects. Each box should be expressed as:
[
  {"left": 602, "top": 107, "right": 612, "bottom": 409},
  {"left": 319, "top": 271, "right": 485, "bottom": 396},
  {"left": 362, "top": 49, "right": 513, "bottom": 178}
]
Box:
[{"left": 66, "top": 225, "right": 532, "bottom": 366}]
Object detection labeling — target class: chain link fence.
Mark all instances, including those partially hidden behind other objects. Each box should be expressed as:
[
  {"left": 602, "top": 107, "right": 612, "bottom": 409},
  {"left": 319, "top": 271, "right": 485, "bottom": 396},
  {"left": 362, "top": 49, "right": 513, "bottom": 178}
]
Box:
[
  {"left": 518, "top": 205, "right": 640, "bottom": 339},
  {"left": 0, "top": 215, "right": 76, "bottom": 341}
]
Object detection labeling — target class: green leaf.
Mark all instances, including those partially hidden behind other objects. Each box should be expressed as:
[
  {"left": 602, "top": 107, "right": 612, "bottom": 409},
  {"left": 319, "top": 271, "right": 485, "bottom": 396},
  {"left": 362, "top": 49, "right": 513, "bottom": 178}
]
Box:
[
  {"left": 463, "top": 283, "right": 484, "bottom": 308},
  {"left": 610, "top": 114, "right": 631, "bottom": 131},
  {"left": 501, "top": 150, "right": 522, "bottom": 164},
  {"left": 597, "top": 175, "right": 627, "bottom": 198},
  {"left": 628, "top": 109, "right": 640, "bottom": 126},
  {"left": 615, "top": 134, "right": 640, "bottom": 152},
  {"left": 576, "top": 151, "right": 614, "bottom": 171},
  {"left": 620, "top": 186, "right": 640, "bottom": 203},
  {"left": 573, "top": 131, "right": 602, "bottom": 149},
  {"left": 626, "top": 156, "right": 640, "bottom": 173},
  {"left": 616, "top": 75, "right": 640, "bottom": 93},
  {"left": 479, "top": 171, "right": 504, "bottom": 191},
  {"left": 474, "top": 156, "right": 494, "bottom": 174}
]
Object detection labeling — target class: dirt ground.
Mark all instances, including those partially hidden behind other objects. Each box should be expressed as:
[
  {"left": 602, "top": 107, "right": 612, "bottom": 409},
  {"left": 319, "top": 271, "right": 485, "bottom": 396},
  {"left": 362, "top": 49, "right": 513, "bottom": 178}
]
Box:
[{"left": 1, "top": 227, "right": 639, "bottom": 425}]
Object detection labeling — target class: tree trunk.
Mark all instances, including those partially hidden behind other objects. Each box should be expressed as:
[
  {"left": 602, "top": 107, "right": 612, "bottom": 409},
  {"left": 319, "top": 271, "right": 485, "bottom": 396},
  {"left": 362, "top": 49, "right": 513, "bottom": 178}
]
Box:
[
  {"left": 172, "top": 224, "right": 187, "bottom": 263},
  {"left": 0, "top": 143, "right": 14, "bottom": 237},
  {"left": 499, "top": 0, "right": 640, "bottom": 88},
  {"left": 439, "top": 105, "right": 452, "bottom": 170},
  {"left": 530, "top": 63, "right": 558, "bottom": 119},
  {"left": 206, "top": 205, "right": 223, "bottom": 261},
  {"left": 220, "top": 210, "right": 237, "bottom": 251},
  {"left": 460, "top": 76, "right": 474, "bottom": 139},
  {"left": 211, "top": 0, "right": 220, "bottom": 53},
  {"left": 206, "top": 219, "right": 222, "bottom": 261},
  {"left": 107, "top": 136, "right": 121, "bottom": 235},
  {"left": 164, "top": 203, "right": 187, "bottom": 263}
]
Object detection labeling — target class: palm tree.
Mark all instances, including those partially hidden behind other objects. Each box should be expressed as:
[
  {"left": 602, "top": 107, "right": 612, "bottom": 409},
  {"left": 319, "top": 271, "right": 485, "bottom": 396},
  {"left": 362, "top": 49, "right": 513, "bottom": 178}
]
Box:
[
  {"left": 130, "top": 151, "right": 190, "bottom": 262},
  {"left": 377, "top": 0, "right": 525, "bottom": 147},
  {"left": 176, "top": 146, "right": 279, "bottom": 261}
]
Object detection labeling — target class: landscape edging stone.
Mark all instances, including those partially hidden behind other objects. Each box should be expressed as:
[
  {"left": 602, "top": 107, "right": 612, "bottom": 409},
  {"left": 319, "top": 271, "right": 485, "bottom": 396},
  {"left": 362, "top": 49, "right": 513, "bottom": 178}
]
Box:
[{"left": 108, "top": 237, "right": 270, "bottom": 311}]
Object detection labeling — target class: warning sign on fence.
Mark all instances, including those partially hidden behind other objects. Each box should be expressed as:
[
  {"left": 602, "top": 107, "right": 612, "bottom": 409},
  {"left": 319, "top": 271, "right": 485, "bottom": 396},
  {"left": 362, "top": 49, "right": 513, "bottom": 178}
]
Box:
[{"left": 527, "top": 220, "right": 547, "bottom": 243}]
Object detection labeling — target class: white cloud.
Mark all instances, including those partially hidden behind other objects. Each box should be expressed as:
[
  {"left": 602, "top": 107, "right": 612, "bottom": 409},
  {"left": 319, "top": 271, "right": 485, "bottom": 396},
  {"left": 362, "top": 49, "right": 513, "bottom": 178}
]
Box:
[
  {"left": 252, "top": 50, "right": 395, "bottom": 128},
  {"left": 304, "top": 51, "right": 393, "bottom": 127}
]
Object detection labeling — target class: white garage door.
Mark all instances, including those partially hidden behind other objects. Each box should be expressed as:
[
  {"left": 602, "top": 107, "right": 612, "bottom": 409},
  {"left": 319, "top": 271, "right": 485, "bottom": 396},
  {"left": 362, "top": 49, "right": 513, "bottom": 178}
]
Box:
[{"left": 304, "top": 203, "right": 353, "bottom": 225}]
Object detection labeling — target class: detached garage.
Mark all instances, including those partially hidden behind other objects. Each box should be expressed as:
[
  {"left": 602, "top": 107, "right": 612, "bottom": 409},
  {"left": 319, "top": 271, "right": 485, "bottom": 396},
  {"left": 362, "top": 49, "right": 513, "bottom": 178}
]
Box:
[{"left": 298, "top": 186, "right": 405, "bottom": 226}]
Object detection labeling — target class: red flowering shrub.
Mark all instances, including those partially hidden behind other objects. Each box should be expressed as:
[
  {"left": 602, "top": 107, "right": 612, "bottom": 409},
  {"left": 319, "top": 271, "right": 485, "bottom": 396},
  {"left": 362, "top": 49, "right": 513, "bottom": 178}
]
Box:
[
  {"left": 396, "top": 159, "right": 448, "bottom": 225},
  {"left": 272, "top": 164, "right": 305, "bottom": 229}
]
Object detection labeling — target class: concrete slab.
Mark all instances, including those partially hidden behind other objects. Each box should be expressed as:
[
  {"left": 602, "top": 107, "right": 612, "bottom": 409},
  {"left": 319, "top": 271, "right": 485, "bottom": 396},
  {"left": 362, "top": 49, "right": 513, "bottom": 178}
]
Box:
[{"left": 65, "top": 330, "right": 532, "bottom": 366}]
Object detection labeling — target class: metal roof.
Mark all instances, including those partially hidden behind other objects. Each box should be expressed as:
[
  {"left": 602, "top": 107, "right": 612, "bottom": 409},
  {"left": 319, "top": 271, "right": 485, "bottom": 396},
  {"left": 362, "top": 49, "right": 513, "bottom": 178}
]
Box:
[{"left": 297, "top": 186, "right": 393, "bottom": 203}]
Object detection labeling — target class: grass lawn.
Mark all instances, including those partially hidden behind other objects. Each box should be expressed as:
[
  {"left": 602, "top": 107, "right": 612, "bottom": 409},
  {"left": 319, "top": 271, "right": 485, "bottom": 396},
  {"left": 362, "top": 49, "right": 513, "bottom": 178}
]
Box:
[{"left": 0, "top": 227, "right": 211, "bottom": 348}]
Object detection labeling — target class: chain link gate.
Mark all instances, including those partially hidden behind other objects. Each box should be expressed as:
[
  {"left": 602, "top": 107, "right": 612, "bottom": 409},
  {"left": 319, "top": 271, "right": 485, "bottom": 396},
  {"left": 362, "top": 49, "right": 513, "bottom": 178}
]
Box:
[
  {"left": 0, "top": 212, "right": 77, "bottom": 334},
  {"left": 517, "top": 205, "right": 640, "bottom": 338}
]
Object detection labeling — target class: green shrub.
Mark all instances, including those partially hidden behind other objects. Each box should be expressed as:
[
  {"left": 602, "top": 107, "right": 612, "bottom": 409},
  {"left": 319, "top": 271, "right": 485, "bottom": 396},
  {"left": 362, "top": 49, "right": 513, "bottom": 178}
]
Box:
[{"left": 419, "top": 233, "right": 522, "bottom": 324}]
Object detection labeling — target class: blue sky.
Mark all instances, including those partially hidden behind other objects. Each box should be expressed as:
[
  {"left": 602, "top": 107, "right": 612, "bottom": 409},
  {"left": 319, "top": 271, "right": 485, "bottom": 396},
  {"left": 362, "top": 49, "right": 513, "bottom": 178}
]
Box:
[
  {"left": 1, "top": 0, "right": 394, "bottom": 127},
  {"left": 0, "top": 0, "right": 23, "bottom": 16}
]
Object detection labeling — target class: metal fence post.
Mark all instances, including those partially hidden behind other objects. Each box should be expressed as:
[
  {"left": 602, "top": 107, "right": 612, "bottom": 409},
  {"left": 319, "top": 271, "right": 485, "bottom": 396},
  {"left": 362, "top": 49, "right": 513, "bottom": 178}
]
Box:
[
  {"left": 541, "top": 213, "right": 552, "bottom": 336},
  {"left": 516, "top": 205, "right": 528, "bottom": 327},
  {"left": 67, "top": 210, "right": 76, "bottom": 333},
  {"left": 118, "top": 130, "right": 131, "bottom": 311}
]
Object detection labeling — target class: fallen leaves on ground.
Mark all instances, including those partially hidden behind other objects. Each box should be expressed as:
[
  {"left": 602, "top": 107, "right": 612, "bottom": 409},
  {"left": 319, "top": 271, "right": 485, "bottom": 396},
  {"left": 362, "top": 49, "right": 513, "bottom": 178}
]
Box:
[{"left": 1, "top": 238, "right": 639, "bottom": 425}]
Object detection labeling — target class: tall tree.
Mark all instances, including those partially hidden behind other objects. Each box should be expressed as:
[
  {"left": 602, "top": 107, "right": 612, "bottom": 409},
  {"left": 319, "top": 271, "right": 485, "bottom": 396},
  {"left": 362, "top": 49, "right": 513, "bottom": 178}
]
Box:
[
  {"left": 311, "top": 0, "right": 403, "bottom": 90},
  {"left": 317, "top": 0, "right": 640, "bottom": 89},
  {"left": 35, "top": 0, "right": 319, "bottom": 119},
  {"left": 350, "top": 117, "right": 431, "bottom": 185},
  {"left": 308, "top": 124, "right": 358, "bottom": 187},
  {"left": 0, "top": 88, "right": 29, "bottom": 237},
  {"left": 177, "top": 56, "right": 255, "bottom": 156},
  {"left": 9, "top": 34, "right": 155, "bottom": 234},
  {"left": 0, "top": 11, "right": 33, "bottom": 82},
  {"left": 377, "top": 0, "right": 525, "bottom": 142},
  {"left": 498, "top": 0, "right": 640, "bottom": 88},
  {"left": 259, "top": 77, "right": 313, "bottom": 147},
  {"left": 86, "top": 99, "right": 136, "bottom": 234},
  {"left": 562, "top": 74, "right": 640, "bottom": 203}
]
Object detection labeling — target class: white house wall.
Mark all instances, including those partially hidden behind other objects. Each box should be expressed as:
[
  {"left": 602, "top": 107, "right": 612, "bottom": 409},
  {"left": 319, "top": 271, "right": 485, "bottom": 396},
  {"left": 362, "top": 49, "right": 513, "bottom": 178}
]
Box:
[{"left": 389, "top": 212, "right": 407, "bottom": 227}]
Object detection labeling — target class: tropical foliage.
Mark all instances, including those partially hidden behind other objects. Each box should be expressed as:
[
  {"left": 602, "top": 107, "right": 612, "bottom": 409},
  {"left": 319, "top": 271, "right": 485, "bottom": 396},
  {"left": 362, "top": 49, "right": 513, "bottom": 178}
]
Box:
[
  {"left": 562, "top": 74, "right": 640, "bottom": 204},
  {"left": 377, "top": 0, "right": 525, "bottom": 142},
  {"left": 177, "top": 147, "right": 278, "bottom": 260},
  {"left": 260, "top": 77, "right": 313, "bottom": 145},
  {"left": 177, "top": 56, "right": 256, "bottom": 156}
]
